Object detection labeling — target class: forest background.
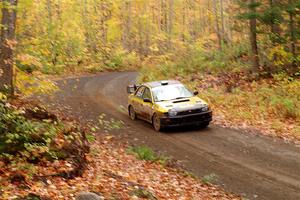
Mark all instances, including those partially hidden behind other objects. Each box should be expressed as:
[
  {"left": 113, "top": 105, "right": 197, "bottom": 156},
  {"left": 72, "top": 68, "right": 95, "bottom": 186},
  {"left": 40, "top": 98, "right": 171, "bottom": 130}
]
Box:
[
  {"left": 0, "top": 0, "right": 299, "bottom": 199},
  {"left": 0, "top": 0, "right": 300, "bottom": 155}
]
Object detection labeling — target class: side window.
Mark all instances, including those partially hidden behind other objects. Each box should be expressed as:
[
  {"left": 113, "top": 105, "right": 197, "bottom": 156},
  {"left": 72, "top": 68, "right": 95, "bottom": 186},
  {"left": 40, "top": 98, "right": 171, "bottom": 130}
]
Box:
[
  {"left": 135, "top": 86, "right": 145, "bottom": 98},
  {"left": 143, "top": 88, "right": 152, "bottom": 101}
]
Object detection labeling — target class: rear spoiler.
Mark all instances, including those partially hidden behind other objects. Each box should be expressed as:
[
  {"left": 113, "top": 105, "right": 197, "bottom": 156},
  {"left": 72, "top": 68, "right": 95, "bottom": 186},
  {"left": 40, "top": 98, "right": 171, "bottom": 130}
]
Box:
[{"left": 127, "top": 84, "right": 140, "bottom": 94}]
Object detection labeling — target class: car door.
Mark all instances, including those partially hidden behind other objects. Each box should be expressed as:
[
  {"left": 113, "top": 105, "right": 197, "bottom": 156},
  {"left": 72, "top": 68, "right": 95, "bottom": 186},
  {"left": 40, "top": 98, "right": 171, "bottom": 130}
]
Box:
[
  {"left": 140, "top": 87, "right": 153, "bottom": 122},
  {"left": 132, "top": 86, "right": 145, "bottom": 116}
]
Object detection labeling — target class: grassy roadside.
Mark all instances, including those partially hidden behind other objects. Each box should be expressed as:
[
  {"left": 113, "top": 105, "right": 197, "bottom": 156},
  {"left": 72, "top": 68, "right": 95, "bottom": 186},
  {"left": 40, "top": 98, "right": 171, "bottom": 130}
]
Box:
[{"left": 138, "top": 60, "right": 300, "bottom": 142}]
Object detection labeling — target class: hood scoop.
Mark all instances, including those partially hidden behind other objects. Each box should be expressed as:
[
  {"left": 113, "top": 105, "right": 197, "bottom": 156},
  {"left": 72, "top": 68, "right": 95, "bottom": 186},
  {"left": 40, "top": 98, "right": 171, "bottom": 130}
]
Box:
[{"left": 173, "top": 99, "right": 190, "bottom": 103}]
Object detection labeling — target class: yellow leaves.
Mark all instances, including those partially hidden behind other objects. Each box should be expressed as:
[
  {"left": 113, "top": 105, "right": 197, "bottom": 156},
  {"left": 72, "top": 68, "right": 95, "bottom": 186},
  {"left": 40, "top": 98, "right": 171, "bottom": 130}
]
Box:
[
  {"left": 0, "top": 92, "right": 7, "bottom": 101},
  {"left": 268, "top": 45, "right": 293, "bottom": 67},
  {"left": 149, "top": 44, "right": 159, "bottom": 52},
  {"left": 15, "top": 70, "right": 58, "bottom": 97},
  {"left": 17, "top": 54, "right": 43, "bottom": 70}
]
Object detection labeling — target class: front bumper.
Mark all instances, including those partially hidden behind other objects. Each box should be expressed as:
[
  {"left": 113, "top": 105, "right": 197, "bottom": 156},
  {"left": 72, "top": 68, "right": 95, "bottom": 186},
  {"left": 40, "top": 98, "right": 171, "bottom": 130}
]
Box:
[{"left": 160, "top": 111, "right": 213, "bottom": 127}]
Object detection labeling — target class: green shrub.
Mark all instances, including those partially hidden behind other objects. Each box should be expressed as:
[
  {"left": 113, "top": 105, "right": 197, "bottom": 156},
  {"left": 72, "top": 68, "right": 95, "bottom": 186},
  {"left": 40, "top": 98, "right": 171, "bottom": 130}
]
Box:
[
  {"left": 128, "top": 145, "right": 169, "bottom": 165},
  {"left": 128, "top": 146, "right": 157, "bottom": 161},
  {"left": 41, "top": 64, "right": 65, "bottom": 75},
  {"left": 0, "top": 100, "right": 59, "bottom": 160},
  {"left": 98, "top": 114, "right": 124, "bottom": 131},
  {"left": 202, "top": 173, "right": 219, "bottom": 184}
]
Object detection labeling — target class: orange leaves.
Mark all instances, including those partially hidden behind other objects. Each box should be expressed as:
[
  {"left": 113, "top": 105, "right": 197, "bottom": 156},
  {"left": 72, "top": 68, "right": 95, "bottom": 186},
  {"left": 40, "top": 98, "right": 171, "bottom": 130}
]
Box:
[
  {"left": 4, "top": 39, "right": 17, "bottom": 50},
  {"left": 0, "top": 134, "right": 240, "bottom": 200}
]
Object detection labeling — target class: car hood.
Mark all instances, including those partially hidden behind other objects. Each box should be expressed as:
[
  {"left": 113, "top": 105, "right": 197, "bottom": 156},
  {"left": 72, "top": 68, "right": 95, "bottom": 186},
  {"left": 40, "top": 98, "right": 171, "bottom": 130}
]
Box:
[{"left": 155, "top": 96, "right": 208, "bottom": 113}]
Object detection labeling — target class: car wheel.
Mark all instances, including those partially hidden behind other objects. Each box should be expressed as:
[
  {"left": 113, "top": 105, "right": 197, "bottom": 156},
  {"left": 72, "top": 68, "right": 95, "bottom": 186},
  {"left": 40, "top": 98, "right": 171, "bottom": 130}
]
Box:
[
  {"left": 129, "top": 106, "right": 137, "bottom": 120},
  {"left": 152, "top": 113, "right": 162, "bottom": 132},
  {"left": 201, "top": 122, "right": 210, "bottom": 128}
]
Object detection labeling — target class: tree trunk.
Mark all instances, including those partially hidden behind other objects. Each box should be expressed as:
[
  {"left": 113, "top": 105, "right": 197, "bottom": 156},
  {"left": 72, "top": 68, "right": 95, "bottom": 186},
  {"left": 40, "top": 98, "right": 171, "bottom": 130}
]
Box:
[
  {"left": 100, "top": 3, "right": 106, "bottom": 43},
  {"left": 269, "top": 0, "right": 281, "bottom": 43},
  {"left": 220, "top": 0, "right": 226, "bottom": 44},
  {"left": 213, "top": 0, "right": 222, "bottom": 50},
  {"left": 224, "top": 0, "right": 232, "bottom": 44},
  {"left": 46, "top": 0, "right": 57, "bottom": 66},
  {"left": 181, "top": 1, "right": 187, "bottom": 42},
  {"left": 288, "top": 0, "right": 297, "bottom": 68},
  {"left": 83, "top": 0, "right": 90, "bottom": 48},
  {"left": 160, "top": 0, "right": 167, "bottom": 32},
  {"left": 249, "top": 0, "right": 259, "bottom": 71},
  {"left": 145, "top": 15, "right": 150, "bottom": 57},
  {"left": 0, "top": 0, "right": 18, "bottom": 95},
  {"left": 122, "top": 1, "right": 132, "bottom": 51},
  {"left": 167, "top": 0, "right": 174, "bottom": 49},
  {"left": 125, "top": 1, "right": 132, "bottom": 51}
]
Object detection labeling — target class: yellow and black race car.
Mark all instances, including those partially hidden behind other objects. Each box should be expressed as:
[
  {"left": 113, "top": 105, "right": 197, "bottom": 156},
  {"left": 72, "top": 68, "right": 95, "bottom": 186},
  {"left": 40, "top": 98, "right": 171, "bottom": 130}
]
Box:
[{"left": 127, "top": 80, "right": 212, "bottom": 131}]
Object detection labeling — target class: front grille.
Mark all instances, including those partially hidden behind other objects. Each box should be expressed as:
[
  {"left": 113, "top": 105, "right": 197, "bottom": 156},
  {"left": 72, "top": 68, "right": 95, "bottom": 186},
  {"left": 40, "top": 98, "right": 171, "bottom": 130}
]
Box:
[
  {"left": 166, "top": 112, "right": 212, "bottom": 124},
  {"left": 161, "top": 111, "right": 212, "bottom": 126},
  {"left": 182, "top": 112, "right": 212, "bottom": 122},
  {"left": 177, "top": 108, "right": 205, "bottom": 116}
]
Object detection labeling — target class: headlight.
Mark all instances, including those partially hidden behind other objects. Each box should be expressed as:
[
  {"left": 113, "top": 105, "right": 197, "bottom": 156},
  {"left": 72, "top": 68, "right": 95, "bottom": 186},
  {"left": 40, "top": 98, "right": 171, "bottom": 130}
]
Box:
[
  {"left": 168, "top": 109, "right": 177, "bottom": 117},
  {"left": 202, "top": 106, "right": 209, "bottom": 112}
]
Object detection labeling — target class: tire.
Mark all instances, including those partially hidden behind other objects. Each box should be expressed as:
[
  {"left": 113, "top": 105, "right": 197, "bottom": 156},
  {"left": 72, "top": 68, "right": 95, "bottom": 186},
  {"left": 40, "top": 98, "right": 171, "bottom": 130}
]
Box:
[
  {"left": 152, "top": 113, "right": 162, "bottom": 132},
  {"left": 201, "top": 122, "right": 210, "bottom": 128},
  {"left": 129, "top": 106, "right": 137, "bottom": 120}
]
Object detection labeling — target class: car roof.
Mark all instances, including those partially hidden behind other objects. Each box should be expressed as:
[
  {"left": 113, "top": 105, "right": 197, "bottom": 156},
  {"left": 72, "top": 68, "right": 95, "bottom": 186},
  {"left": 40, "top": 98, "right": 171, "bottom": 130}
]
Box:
[{"left": 143, "top": 80, "right": 182, "bottom": 88}]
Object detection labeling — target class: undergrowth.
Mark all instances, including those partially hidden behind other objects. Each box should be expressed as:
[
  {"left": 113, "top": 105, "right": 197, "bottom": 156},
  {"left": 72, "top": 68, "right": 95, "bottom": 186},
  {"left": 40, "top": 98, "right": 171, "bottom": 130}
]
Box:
[
  {"left": 127, "top": 145, "right": 169, "bottom": 165},
  {"left": 0, "top": 100, "right": 59, "bottom": 160},
  {"left": 199, "top": 76, "right": 300, "bottom": 139},
  {"left": 138, "top": 45, "right": 300, "bottom": 140},
  {"left": 0, "top": 94, "right": 89, "bottom": 175}
]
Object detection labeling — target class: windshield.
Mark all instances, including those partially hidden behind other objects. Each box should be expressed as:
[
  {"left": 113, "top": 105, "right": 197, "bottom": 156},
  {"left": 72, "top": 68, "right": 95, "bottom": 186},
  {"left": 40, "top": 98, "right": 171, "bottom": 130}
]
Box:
[{"left": 152, "top": 84, "right": 193, "bottom": 102}]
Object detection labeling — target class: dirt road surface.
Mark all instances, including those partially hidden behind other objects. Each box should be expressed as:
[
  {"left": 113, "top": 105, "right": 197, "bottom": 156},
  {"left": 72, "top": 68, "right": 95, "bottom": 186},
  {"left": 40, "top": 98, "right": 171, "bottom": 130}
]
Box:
[{"left": 46, "top": 72, "right": 300, "bottom": 200}]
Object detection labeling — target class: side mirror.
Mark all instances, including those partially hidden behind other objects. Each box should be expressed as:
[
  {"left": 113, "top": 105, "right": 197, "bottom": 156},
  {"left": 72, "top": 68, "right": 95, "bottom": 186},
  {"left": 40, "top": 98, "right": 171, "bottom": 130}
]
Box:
[
  {"left": 143, "top": 98, "right": 152, "bottom": 103},
  {"left": 194, "top": 91, "right": 199, "bottom": 95},
  {"left": 127, "top": 85, "right": 137, "bottom": 94}
]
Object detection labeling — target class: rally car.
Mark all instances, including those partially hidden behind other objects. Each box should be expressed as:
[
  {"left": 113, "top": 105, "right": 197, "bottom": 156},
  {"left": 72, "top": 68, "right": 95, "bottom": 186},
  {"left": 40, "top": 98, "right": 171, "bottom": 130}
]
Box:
[{"left": 127, "top": 80, "right": 212, "bottom": 131}]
